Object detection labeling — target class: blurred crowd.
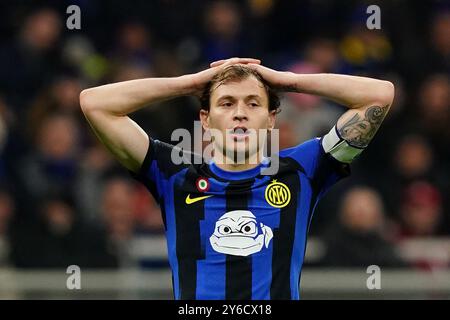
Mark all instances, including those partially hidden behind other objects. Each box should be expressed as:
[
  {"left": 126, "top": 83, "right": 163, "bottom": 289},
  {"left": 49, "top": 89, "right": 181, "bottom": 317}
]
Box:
[{"left": 0, "top": 0, "right": 448, "bottom": 270}]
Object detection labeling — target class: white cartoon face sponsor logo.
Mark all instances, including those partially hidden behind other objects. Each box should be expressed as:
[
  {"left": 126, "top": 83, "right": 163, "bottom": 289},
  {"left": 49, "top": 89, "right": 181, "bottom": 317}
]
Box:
[{"left": 209, "top": 210, "right": 273, "bottom": 256}]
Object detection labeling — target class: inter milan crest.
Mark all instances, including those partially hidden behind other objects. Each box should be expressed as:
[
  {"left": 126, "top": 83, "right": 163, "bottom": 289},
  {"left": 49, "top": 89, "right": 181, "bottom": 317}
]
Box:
[
  {"left": 196, "top": 177, "right": 210, "bottom": 192},
  {"left": 265, "top": 179, "right": 291, "bottom": 208}
]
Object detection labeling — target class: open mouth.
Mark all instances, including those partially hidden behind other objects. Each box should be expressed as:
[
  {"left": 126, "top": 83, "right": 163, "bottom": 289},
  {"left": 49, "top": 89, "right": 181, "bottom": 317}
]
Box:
[{"left": 229, "top": 126, "right": 249, "bottom": 141}]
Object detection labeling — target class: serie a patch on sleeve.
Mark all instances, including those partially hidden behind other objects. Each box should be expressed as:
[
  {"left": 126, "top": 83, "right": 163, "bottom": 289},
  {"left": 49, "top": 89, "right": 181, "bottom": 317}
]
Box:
[{"left": 321, "top": 126, "right": 364, "bottom": 163}]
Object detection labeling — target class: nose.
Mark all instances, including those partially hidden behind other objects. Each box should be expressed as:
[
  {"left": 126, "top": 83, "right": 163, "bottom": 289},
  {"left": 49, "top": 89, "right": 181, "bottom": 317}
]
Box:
[{"left": 233, "top": 101, "right": 248, "bottom": 122}]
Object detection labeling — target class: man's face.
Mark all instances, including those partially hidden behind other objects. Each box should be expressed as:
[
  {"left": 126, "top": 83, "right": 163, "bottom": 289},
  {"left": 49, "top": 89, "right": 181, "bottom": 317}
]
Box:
[{"left": 201, "top": 76, "right": 275, "bottom": 163}]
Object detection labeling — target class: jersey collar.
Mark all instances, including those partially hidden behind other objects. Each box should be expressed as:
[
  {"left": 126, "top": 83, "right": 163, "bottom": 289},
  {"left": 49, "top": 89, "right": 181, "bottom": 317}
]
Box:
[{"left": 208, "top": 157, "right": 270, "bottom": 180}]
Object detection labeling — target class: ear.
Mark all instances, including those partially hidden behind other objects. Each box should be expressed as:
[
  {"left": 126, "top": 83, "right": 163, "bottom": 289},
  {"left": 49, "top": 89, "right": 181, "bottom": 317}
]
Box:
[
  {"left": 268, "top": 110, "right": 276, "bottom": 130},
  {"left": 199, "top": 109, "right": 210, "bottom": 130}
]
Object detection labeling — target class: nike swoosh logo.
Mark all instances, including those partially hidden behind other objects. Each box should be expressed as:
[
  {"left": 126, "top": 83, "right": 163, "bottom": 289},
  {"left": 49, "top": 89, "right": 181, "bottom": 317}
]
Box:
[{"left": 185, "top": 194, "right": 214, "bottom": 205}]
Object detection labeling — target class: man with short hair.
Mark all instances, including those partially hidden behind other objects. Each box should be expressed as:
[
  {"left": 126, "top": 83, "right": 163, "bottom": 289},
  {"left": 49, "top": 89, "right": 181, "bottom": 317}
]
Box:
[{"left": 80, "top": 57, "right": 394, "bottom": 299}]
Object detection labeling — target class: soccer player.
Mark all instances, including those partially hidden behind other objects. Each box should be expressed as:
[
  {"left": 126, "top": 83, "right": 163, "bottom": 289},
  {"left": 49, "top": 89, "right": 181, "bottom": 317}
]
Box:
[{"left": 80, "top": 57, "right": 394, "bottom": 299}]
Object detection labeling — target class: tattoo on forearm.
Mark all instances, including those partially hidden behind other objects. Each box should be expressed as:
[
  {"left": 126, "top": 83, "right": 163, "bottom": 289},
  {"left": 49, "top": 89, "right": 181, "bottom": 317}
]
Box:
[{"left": 338, "top": 105, "right": 389, "bottom": 148}]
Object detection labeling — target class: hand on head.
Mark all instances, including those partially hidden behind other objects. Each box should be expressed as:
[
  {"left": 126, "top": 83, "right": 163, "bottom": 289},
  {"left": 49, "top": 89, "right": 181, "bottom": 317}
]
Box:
[
  {"left": 209, "top": 57, "right": 261, "bottom": 68},
  {"left": 211, "top": 58, "right": 292, "bottom": 91},
  {"left": 190, "top": 57, "right": 261, "bottom": 96}
]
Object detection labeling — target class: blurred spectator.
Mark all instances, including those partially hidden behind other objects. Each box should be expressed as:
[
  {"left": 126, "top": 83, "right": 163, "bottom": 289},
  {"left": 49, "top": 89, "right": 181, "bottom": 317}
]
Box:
[
  {"left": 379, "top": 134, "right": 449, "bottom": 226},
  {"left": 27, "top": 75, "right": 84, "bottom": 140},
  {"left": 99, "top": 175, "right": 164, "bottom": 268},
  {"left": 9, "top": 193, "right": 118, "bottom": 268},
  {"left": 202, "top": 1, "right": 245, "bottom": 61},
  {"left": 75, "top": 142, "right": 118, "bottom": 223},
  {"left": 0, "top": 97, "right": 9, "bottom": 180},
  {"left": 111, "top": 62, "right": 153, "bottom": 83},
  {"left": 395, "top": 9, "right": 450, "bottom": 88},
  {"left": 18, "top": 113, "right": 81, "bottom": 211},
  {"left": 76, "top": 144, "right": 163, "bottom": 232},
  {"left": 321, "top": 186, "right": 406, "bottom": 268},
  {"left": 427, "top": 12, "right": 450, "bottom": 76},
  {"left": 0, "top": 8, "right": 63, "bottom": 114},
  {"left": 301, "top": 38, "right": 342, "bottom": 74},
  {"left": 277, "top": 91, "right": 342, "bottom": 146},
  {"left": 339, "top": 26, "right": 393, "bottom": 74},
  {"left": 133, "top": 184, "right": 165, "bottom": 234},
  {"left": 396, "top": 181, "right": 444, "bottom": 238},
  {"left": 394, "top": 135, "right": 434, "bottom": 181},
  {"left": 0, "top": 188, "right": 14, "bottom": 267},
  {"left": 61, "top": 35, "right": 110, "bottom": 83},
  {"left": 152, "top": 48, "right": 185, "bottom": 78},
  {"left": 105, "top": 21, "right": 155, "bottom": 92},
  {"left": 276, "top": 38, "right": 344, "bottom": 146},
  {"left": 415, "top": 74, "right": 450, "bottom": 162},
  {"left": 287, "top": 38, "right": 342, "bottom": 109},
  {"left": 394, "top": 181, "right": 449, "bottom": 271},
  {"left": 101, "top": 177, "right": 139, "bottom": 268},
  {"left": 0, "top": 100, "right": 7, "bottom": 150},
  {"left": 112, "top": 21, "right": 153, "bottom": 69}
]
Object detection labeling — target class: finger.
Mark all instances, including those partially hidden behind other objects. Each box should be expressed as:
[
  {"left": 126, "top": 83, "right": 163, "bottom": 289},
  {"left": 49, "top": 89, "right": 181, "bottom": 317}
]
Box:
[
  {"left": 210, "top": 57, "right": 240, "bottom": 68},
  {"left": 246, "top": 63, "right": 260, "bottom": 68},
  {"left": 222, "top": 63, "right": 247, "bottom": 71},
  {"left": 210, "top": 60, "right": 225, "bottom": 67},
  {"left": 245, "top": 63, "right": 261, "bottom": 71},
  {"left": 228, "top": 58, "right": 261, "bottom": 65},
  {"left": 240, "top": 58, "right": 261, "bottom": 64},
  {"left": 245, "top": 64, "right": 272, "bottom": 78},
  {"left": 210, "top": 58, "right": 262, "bottom": 72},
  {"left": 222, "top": 59, "right": 261, "bottom": 70}
]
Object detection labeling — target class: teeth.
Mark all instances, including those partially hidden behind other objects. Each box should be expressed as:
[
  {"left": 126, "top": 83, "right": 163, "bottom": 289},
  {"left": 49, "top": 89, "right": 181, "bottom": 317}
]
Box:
[{"left": 234, "top": 128, "right": 246, "bottom": 134}]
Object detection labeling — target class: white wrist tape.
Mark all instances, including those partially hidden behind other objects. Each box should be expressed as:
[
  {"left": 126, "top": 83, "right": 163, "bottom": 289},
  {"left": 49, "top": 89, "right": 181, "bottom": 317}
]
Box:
[{"left": 321, "top": 126, "right": 364, "bottom": 163}]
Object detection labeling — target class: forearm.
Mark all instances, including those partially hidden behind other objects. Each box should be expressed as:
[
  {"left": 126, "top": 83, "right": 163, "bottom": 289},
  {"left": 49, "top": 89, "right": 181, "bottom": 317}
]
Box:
[
  {"left": 286, "top": 73, "right": 394, "bottom": 109},
  {"left": 247, "top": 63, "right": 395, "bottom": 155},
  {"left": 80, "top": 75, "right": 195, "bottom": 116},
  {"left": 287, "top": 73, "right": 395, "bottom": 148}
]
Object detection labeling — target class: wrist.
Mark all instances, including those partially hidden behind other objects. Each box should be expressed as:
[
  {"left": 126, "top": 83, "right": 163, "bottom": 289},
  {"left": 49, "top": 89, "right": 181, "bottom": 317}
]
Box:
[
  {"left": 175, "top": 74, "right": 199, "bottom": 96},
  {"left": 279, "top": 72, "right": 300, "bottom": 92}
]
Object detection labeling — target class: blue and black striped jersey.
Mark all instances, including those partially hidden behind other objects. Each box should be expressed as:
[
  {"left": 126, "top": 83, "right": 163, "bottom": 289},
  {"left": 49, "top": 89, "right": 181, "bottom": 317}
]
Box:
[{"left": 132, "top": 137, "right": 350, "bottom": 300}]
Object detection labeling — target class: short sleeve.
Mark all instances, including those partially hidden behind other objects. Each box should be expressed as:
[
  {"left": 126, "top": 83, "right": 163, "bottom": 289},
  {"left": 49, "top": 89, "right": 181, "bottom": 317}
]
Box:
[
  {"left": 129, "top": 138, "right": 184, "bottom": 204},
  {"left": 279, "top": 137, "right": 351, "bottom": 197}
]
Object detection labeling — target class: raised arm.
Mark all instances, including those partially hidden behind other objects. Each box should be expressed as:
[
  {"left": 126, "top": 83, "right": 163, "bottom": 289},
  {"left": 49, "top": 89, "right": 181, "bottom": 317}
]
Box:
[
  {"left": 279, "top": 73, "right": 395, "bottom": 148},
  {"left": 247, "top": 64, "right": 394, "bottom": 161},
  {"left": 80, "top": 76, "right": 193, "bottom": 172},
  {"left": 80, "top": 57, "right": 260, "bottom": 172}
]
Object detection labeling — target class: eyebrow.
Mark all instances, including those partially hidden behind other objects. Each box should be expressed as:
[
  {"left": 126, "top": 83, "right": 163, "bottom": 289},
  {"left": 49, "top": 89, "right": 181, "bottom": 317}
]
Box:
[
  {"left": 217, "top": 95, "right": 236, "bottom": 102},
  {"left": 245, "top": 95, "right": 263, "bottom": 101},
  {"left": 217, "top": 95, "right": 263, "bottom": 102}
]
